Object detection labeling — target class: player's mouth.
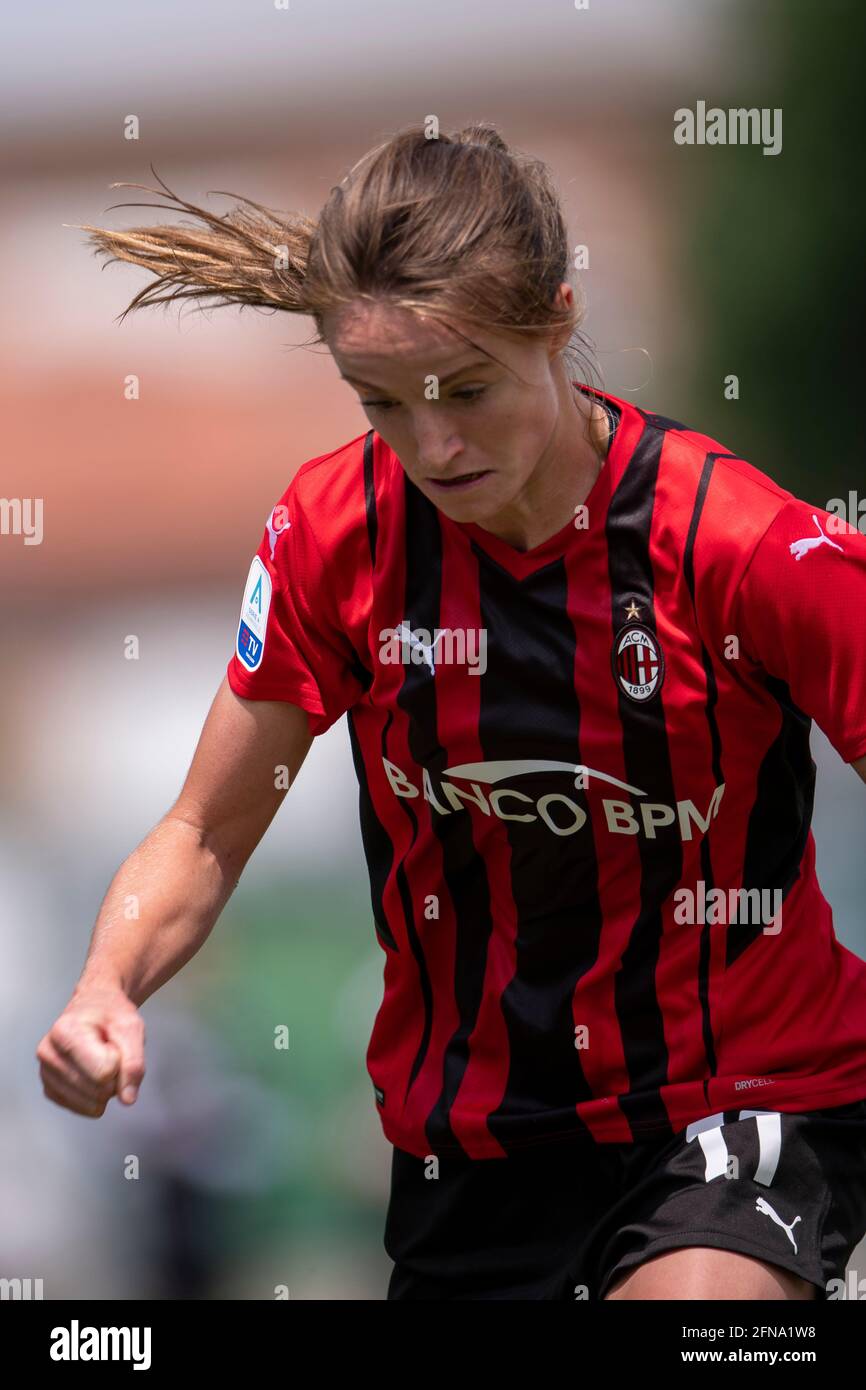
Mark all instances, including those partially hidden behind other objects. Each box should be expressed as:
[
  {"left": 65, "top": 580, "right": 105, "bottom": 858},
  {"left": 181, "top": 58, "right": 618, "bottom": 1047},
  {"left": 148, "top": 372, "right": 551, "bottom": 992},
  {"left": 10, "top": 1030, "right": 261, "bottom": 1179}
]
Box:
[{"left": 428, "top": 469, "right": 492, "bottom": 492}]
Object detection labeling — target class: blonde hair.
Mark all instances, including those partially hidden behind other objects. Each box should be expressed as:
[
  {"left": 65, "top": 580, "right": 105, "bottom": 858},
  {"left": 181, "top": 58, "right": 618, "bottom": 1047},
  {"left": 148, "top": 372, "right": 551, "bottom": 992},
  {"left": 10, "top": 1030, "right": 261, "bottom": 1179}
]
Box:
[{"left": 74, "top": 122, "right": 601, "bottom": 391}]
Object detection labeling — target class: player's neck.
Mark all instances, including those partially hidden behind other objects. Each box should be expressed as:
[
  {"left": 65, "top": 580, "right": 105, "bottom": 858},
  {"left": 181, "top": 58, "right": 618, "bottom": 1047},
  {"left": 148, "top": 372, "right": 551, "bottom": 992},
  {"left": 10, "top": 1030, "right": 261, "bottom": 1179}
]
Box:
[{"left": 475, "top": 380, "right": 608, "bottom": 552}]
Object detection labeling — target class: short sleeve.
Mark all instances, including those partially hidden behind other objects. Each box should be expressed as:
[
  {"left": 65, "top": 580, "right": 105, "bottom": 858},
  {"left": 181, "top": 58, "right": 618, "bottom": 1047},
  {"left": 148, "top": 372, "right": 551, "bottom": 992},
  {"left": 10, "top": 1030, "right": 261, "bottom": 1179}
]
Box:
[
  {"left": 226, "top": 478, "right": 367, "bottom": 736},
  {"left": 732, "top": 497, "right": 866, "bottom": 763}
]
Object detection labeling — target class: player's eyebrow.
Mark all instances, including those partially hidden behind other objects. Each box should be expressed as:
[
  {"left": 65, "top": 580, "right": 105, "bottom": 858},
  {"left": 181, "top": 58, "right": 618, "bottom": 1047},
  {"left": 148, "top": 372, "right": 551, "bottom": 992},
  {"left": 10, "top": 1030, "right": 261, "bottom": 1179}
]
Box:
[{"left": 339, "top": 358, "right": 493, "bottom": 391}]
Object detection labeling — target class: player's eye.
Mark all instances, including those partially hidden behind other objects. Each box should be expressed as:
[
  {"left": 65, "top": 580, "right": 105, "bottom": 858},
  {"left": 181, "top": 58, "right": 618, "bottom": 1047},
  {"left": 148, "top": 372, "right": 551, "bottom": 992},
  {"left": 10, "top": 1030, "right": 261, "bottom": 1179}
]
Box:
[
  {"left": 360, "top": 387, "right": 487, "bottom": 411},
  {"left": 451, "top": 386, "right": 487, "bottom": 403}
]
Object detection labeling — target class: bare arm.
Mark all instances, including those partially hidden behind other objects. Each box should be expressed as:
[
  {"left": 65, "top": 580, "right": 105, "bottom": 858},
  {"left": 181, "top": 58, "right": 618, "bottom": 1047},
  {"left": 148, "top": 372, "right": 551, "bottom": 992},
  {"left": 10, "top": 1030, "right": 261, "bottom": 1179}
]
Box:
[
  {"left": 855, "top": 755, "right": 866, "bottom": 785},
  {"left": 36, "top": 676, "right": 313, "bottom": 1115}
]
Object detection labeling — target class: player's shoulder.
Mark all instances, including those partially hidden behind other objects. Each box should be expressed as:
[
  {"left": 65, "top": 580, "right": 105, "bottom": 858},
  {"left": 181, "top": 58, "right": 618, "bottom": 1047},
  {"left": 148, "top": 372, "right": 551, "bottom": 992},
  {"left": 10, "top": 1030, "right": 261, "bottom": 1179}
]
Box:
[
  {"left": 262, "top": 428, "right": 405, "bottom": 597},
  {"left": 620, "top": 393, "right": 792, "bottom": 507},
  {"left": 267, "top": 427, "right": 396, "bottom": 554},
  {"left": 609, "top": 391, "right": 794, "bottom": 555},
  {"left": 278, "top": 428, "right": 369, "bottom": 524},
  {"left": 608, "top": 393, "right": 866, "bottom": 593}
]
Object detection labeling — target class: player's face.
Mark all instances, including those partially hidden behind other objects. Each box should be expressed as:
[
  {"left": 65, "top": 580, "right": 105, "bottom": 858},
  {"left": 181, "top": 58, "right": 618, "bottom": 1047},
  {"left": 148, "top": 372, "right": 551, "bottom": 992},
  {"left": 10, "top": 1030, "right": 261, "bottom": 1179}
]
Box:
[{"left": 323, "top": 299, "right": 575, "bottom": 526}]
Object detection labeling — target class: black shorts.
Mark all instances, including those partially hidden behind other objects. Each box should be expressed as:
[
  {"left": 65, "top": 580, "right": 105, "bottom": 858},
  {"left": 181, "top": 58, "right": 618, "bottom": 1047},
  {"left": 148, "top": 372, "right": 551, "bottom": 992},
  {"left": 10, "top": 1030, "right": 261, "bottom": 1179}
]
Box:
[{"left": 384, "top": 1100, "right": 866, "bottom": 1300}]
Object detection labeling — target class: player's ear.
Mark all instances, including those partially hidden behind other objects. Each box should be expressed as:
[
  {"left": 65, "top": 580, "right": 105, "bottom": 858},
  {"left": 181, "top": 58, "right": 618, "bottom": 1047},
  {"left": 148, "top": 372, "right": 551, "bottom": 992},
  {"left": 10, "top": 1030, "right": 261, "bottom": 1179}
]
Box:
[
  {"left": 552, "top": 282, "right": 573, "bottom": 312},
  {"left": 548, "top": 283, "right": 575, "bottom": 356}
]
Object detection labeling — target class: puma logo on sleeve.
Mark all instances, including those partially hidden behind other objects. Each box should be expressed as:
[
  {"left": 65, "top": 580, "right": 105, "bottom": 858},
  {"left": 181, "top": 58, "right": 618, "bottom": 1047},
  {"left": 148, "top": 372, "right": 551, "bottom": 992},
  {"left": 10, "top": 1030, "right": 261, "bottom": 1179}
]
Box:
[
  {"left": 789, "top": 513, "right": 844, "bottom": 561},
  {"left": 266, "top": 506, "right": 292, "bottom": 560}
]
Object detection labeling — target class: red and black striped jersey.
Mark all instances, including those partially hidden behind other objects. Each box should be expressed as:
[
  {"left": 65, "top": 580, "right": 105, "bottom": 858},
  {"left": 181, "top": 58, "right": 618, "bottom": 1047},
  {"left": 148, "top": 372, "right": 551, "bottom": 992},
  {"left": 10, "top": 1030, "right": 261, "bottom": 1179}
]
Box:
[{"left": 227, "top": 383, "right": 866, "bottom": 1158}]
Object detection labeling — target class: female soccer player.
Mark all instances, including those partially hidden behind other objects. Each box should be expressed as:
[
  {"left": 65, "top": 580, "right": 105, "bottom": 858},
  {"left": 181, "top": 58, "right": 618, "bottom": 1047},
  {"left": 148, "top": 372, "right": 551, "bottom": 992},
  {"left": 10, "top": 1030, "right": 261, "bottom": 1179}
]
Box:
[{"left": 39, "top": 124, "right": 866, "bottom": 1301}]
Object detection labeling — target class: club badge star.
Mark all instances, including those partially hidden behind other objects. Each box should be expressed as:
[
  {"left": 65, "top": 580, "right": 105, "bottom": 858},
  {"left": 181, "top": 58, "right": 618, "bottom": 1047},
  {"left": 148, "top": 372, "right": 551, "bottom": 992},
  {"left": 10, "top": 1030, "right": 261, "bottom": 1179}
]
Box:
[{"left": 625, "top": 600, "right": 641, "bottom": 621}]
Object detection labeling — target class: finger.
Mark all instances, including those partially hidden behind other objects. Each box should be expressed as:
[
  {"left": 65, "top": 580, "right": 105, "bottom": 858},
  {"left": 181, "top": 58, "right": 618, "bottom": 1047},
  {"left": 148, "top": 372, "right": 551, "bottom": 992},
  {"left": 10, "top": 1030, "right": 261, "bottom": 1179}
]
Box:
[
  {"left": 51, "top": 1022, "right": 121, "bottom": 1088},
  {"left": 104, "top": 1016, "right": 146, "bottom": 1103},
  {"left": 38, "top": 1039, "right": 119, "bottom": 1101},
  {"left": 36, "top": 1039, "right": 115, "bottom": 1100},
  {"left": 41, "top": 1072, "right": 109, "bottom": 1118}
]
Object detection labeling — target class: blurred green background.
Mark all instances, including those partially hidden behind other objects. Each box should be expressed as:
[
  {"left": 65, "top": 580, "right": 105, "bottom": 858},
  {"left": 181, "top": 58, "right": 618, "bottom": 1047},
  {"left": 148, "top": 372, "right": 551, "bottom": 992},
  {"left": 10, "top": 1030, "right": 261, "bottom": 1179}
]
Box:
[{"left": 684, "top": 0, "right": 865, "bottom": 498}]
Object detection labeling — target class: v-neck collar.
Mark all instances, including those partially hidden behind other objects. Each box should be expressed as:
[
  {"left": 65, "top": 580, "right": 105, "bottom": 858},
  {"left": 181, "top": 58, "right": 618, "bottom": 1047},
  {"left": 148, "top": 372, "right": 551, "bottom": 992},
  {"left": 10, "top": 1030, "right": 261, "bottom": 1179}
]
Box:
[{"left": 439, "top": 382, "right": 635, "bottom": 581}]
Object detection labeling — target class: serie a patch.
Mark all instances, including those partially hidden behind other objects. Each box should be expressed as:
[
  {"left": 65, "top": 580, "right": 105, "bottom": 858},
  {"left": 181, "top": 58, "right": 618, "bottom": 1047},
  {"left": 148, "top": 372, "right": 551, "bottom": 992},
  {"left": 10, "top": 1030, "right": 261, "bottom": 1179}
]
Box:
[{"left": 236, "top": 555, "right": 272, "bottom": 671}]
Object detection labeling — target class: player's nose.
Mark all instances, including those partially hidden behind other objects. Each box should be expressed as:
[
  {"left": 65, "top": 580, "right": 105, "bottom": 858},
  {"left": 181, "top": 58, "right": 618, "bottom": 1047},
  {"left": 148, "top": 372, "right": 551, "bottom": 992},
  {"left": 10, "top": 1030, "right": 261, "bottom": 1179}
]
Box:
[
  {"left": 414, "top": 430, "right": 464, "bottom": 477},
  {"left": 406, "top": 402, "right": 461, "bottom": 462}
]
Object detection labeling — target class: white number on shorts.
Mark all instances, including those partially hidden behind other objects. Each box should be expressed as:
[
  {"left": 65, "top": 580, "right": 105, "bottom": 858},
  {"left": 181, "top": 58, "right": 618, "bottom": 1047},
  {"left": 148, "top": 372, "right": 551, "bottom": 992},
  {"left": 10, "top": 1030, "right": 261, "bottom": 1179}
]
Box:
[{"left": 684, "top": 1109, "right": 782, "bottom": 1186}]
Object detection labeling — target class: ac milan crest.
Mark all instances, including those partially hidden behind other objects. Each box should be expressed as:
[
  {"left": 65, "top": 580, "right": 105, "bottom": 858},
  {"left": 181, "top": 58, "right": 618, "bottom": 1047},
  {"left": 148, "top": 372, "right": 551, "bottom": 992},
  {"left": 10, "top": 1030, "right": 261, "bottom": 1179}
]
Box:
[{"left": 612, "top": 623, "right": 665, "bottom": 703}]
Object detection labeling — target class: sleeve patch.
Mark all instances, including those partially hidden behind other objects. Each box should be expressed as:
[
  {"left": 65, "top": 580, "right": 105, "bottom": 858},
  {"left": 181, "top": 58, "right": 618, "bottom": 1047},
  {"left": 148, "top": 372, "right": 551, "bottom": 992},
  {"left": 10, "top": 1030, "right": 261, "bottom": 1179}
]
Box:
[{"left": 235, "top": 555, "right": 273, "bottom": 671}]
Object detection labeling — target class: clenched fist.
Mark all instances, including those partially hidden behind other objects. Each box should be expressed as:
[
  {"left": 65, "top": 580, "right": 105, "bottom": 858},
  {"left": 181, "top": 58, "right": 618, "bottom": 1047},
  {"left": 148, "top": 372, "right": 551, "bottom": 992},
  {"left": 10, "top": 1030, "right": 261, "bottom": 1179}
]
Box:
[{"left": 36, "top": 985, "right": 145, "bottom": 1117}]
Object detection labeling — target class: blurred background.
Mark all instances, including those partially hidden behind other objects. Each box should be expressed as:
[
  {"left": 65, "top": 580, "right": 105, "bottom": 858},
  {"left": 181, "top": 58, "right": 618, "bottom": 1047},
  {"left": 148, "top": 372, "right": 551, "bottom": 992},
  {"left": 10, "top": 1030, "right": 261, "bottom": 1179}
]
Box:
[{"left": 1, "top": 0, "right": 864, "bottom": 1299}]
